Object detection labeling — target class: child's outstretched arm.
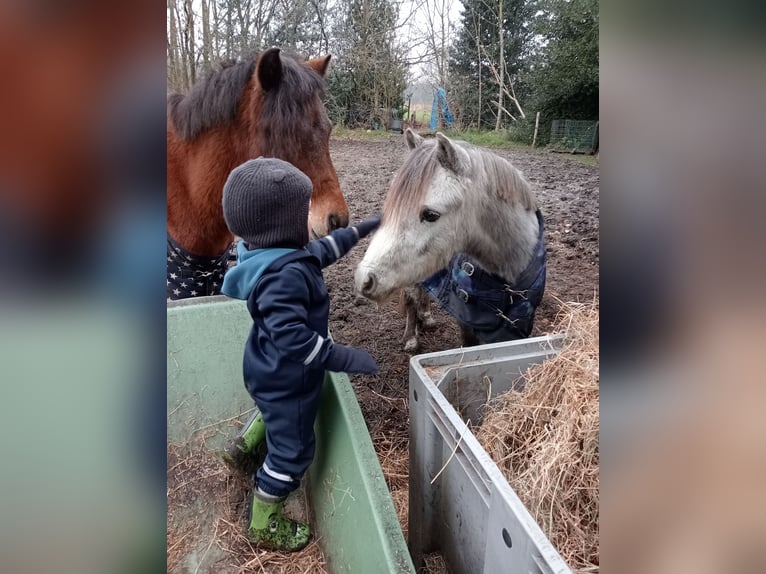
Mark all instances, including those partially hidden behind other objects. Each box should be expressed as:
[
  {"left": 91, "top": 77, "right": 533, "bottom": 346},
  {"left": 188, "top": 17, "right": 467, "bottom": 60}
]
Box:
[
  {"left": 306, "top": 214, "right": 381, "bottom": 268},
  {"left": 257, "top": 268, "right": 379, "bottom": 374}
]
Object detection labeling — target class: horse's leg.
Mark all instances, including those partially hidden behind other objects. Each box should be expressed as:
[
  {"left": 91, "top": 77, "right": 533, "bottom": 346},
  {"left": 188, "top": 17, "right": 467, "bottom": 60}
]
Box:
[
  {"left": 401, "top": 287, "right": 420, "bottom": 353},
  {"left": 460, "top": 324, "right": 481, "bottom": 348},
  {"left": 415, "top": 286, "right": 436, "bottom": 330}
]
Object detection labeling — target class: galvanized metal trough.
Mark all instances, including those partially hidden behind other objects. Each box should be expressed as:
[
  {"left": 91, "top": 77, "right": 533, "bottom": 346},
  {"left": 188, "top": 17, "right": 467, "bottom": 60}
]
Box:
[{"left": 408, "top": 335, "right": 574, "bottom": 574}]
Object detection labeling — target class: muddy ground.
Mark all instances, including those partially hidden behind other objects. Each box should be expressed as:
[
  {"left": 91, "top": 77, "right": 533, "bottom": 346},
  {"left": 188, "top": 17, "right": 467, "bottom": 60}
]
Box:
[
  {"left": 324, "top": 135, "right": 599, "bottom": 537},
  {"left": 166, "top": 135, "right": 599, "bottom": 572}
]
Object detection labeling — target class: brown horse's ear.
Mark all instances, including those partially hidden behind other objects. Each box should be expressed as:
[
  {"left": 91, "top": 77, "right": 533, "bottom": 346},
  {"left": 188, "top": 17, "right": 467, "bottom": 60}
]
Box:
[
  {"left": 257, "top": 48, "right": 283, "bottom": 91},
  {"left": 307, "top": 55, "right": 332, "bottom": 77},
  {"left": 435, "top": 132, "right": 464, "bottom": 173},
  {"left": 405, "top": 128, "right": 424, "bottom": 150}
]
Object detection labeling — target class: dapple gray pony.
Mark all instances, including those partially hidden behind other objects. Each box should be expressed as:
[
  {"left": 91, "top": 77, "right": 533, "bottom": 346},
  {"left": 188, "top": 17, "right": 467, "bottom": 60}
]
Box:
[{"left": 355, "top": 129, "right": 547, "bottom": 351}]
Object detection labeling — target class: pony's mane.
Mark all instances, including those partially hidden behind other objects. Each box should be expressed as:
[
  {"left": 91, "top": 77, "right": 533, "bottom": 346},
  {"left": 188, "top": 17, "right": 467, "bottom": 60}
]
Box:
[
  {"left": 469, "top": 146, "right": 536, "bottom": 210},
  {"left": 383, "top": 139, "right": 536, "bottom": 226},
  {"left": 168, "top": 55, "right": 257, "bottom": 140}
]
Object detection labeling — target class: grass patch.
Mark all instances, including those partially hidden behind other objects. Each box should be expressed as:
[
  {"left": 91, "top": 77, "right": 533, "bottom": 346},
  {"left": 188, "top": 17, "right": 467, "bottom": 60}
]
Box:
[
  {"left": 330, "top": 126, "right": 599, "bottom": 168},
  {"left": 447, "top": 129, "right": 533, "bottom": 150},
  {"left": 332, "top": 125, "right": 392, "bottom": 140},
  {"left": 567, "top": 153, "right": 599, "bottom": 166}
]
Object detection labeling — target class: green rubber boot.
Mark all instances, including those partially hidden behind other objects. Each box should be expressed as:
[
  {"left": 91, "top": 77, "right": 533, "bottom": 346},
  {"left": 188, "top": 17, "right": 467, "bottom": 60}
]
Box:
[
  {"left": 221, "top": 411, "right": 266, "bottom": 475},
  {"left": 248, "top": 495, "right": 311, "bottom": 552}
]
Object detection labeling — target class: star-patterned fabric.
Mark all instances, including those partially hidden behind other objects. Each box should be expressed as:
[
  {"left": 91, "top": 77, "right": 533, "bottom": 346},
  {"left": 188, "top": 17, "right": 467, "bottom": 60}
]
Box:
[{"left": 167, "top": 234, "right": 232, "bottom": 301}]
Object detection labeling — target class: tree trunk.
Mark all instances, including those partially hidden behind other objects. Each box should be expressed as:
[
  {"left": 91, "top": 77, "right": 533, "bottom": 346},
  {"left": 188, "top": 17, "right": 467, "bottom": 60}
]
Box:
[
  {"left": 211, "top": 0, "right": 219, "bottom": 58},
  {"left": 494, "top": 0, "right": 504, "bottom": 131},
  {"left": 201, "top": 0, "right": 211, "bottom": 70},
  {"left": 475, "top": 15, "right": 482, "bottom": 129},
  {"left": 439, "top": 0, "right": 448, "bottom": 88},
  {"left": 168, "top": 0, "right": 179, "bottom": 91},
  {"left": 183, "top": 0, "right": 196, "bottom": 87},
  {"left": 226, "top": 0, "right": 233, "bottom": 58}
]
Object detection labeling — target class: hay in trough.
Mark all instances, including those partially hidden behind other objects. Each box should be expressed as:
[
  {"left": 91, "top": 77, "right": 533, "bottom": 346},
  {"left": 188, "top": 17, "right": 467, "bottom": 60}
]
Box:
[
  {"left": 477, "top": 301, "right": 599, "bottom": 573},
  {"left": 167, "top": 438, "right": 328, "bottom": 574}
]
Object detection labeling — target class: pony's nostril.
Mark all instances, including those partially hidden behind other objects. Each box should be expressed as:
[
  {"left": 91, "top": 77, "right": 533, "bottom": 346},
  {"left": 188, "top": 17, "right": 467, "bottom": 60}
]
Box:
[
  {"left": 327, "top": 213, "right": 347, "bottom": 231},
  {"left": 362, "top": 273, "right": 376, "bottom": 295}
]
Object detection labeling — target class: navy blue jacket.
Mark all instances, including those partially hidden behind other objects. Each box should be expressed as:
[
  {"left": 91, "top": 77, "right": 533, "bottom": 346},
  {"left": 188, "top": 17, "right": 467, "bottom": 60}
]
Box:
[
  {"left": 421, "top": 210, "right": 546, "bottom": 344},
  {"left": 221, "top": 220, "right": 379, "bottom": 401}
]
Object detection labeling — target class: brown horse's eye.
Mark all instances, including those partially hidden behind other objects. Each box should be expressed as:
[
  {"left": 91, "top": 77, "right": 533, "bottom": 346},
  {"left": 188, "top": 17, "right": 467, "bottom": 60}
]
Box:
[{"left": 420, "top": 209, "right": 441, "bottom": 223}]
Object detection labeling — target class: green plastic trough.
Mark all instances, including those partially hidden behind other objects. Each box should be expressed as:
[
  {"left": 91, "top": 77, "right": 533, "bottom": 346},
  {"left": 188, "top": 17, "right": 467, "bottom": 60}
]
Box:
[{"left": 168, "top": 296, "right": 415, "bottom": 574}]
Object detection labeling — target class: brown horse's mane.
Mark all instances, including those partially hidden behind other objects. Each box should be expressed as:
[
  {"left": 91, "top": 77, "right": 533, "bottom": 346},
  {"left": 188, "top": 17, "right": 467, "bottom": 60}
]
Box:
[
  {"left": 168, "top": 55, "right": 257, "bottom": 141},
  {"left": 168, "top": 51, "right": 326, "bottom": 145}
]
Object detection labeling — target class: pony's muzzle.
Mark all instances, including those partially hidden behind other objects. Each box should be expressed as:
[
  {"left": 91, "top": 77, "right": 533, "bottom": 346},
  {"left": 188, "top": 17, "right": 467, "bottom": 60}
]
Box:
[{"left": 356, "top": 264, "right": 394, "bottom": 301}]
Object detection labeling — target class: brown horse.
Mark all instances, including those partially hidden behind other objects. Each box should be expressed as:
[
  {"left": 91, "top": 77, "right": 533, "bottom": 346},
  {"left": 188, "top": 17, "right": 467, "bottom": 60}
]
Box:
[{"left": 167, "top": 48, "right": 349, "bottom": 299}]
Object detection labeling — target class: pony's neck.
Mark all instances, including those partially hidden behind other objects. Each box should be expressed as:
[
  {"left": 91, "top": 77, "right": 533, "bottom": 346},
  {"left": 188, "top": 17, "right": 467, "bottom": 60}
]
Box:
[{"left": 463, "top": 196, "right": 539, "bottom": 283}]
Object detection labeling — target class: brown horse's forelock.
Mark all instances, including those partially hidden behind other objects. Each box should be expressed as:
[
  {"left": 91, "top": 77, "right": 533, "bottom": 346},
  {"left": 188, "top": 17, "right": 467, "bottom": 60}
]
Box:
[
  {"left": 168, "top": 52, "right": 327, "bottom": 155},
  {"left": 382, "top": 142, "right": 439, "bottom": 227},
  {"left": 168, "top": 54, "right": 257, "bottom": 141},
  {"left": 256, "top": 55, "right": 327, "bottom": 159}
]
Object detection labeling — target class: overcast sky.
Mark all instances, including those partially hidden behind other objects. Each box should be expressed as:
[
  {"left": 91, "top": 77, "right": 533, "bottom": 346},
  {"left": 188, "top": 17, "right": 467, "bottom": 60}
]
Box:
[{"left": 398, "top": 0, "right": 464, "bottom": 82}]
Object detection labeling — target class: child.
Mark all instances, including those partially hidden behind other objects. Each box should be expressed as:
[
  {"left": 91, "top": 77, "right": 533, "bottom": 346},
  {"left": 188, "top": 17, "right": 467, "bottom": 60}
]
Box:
[{"left": 220, "top": 157, "right": 380, "bottom": 551}]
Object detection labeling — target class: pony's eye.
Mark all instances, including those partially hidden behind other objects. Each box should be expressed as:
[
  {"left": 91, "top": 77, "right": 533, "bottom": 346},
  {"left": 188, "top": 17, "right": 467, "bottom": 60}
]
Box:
[{"left": 420, "top": 209, "right": 441, "bottom": 223}]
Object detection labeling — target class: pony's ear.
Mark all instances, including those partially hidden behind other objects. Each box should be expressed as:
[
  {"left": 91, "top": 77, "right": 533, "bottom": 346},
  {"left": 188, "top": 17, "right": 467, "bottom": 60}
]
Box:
[
  {"left": 405, "top": 128, "right": 424, "bottom": 150},
  {"left": 435, "top": 132, "right": 464, "bottom": 173},
  {"left": 307, "top": 54, "right": 332, "bottom": 76},
  {"left": 257, "top": 48, "right": 282, "bottom": 91}
]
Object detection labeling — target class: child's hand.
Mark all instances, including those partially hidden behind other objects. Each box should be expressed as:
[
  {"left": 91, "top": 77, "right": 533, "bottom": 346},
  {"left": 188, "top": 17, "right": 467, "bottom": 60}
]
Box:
[
  {"left": 326, "top": 345, "right": 379, "bottom": 375},
  {"left": 346, "top": 348, "right": 379, "bottom": 374},
  {"left": 352, "top": 214, "right": 382, "bottom": 239}
]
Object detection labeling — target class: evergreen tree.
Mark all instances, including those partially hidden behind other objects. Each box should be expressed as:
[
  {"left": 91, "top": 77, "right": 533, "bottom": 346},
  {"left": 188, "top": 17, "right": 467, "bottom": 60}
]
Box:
[
  {"left": 448, "top": 0, "right": 535, "bottom": 129},
  {"left": 528, "top": 0, "right": 598, "bottom": 123}
]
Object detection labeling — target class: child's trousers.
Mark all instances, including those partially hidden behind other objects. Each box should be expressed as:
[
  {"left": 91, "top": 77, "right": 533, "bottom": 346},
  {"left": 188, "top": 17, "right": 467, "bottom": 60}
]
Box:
[{"left": 248, "top": 365, "right": 324, "bottom": 499}]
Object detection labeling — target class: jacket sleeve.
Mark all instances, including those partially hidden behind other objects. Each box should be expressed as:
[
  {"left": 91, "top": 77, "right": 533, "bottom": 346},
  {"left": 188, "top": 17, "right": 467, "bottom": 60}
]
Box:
[
  {"left": 305, "top": 215, "right": 381, "bottom": 269},
  {"left": 256, "top": 267, "right": 377, "bottom": 373}
]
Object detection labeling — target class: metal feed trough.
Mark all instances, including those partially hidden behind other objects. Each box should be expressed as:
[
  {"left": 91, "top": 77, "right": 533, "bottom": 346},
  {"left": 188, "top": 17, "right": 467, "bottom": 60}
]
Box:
[
  {"left": 168, "top": 296, "right": 415, "bottom": 574},
  {"left": 408, "top": 335, "right": 573, "bottom": 574}
]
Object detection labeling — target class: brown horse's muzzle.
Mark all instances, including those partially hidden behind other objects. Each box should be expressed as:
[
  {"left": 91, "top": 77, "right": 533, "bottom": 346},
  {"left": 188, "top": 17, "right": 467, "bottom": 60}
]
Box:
[{"left": 308, "top": 187, "right": 349, "bottom": 238}]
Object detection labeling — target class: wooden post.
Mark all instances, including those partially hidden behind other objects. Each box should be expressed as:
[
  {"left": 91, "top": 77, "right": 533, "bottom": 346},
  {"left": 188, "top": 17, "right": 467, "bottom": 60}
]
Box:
[{"left": 532, "top": 111, "right": 540, "bottom": 147}]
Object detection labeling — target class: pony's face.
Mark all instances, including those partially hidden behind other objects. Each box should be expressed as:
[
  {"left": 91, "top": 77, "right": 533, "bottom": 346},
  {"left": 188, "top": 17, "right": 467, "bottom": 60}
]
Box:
[
  {"left": 355, "top": 132, "right": 471, "bottom": 301},
  {"left": 254, "top": 49, "right": 349, "bottom": 238}
]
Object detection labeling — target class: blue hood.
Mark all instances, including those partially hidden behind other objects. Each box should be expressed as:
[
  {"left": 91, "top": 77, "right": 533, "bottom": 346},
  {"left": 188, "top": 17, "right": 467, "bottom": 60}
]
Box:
[{"left": 221, "top": 241, "right": 296, "bottom": 300}]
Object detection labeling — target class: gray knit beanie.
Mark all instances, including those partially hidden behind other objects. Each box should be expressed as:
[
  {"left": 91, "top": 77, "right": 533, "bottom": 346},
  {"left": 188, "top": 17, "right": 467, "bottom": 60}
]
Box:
[{"left": 222, "top": 157, "right": 312, "bottom": 249}]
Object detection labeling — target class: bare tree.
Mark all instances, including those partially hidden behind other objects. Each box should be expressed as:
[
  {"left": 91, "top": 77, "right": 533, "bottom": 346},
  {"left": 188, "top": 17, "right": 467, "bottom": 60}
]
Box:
[
  {"left": 473, "top": 7, "right": 482, "bottom": 129},
  {"left": 420, "top": 0, "right": 454, "bottom": 88},
  {"left": 475, "top": 0, "right": 526, "bottom": 129},
  {"left": 493, "top": 0, "right": 504, "bottom": 130},
  {"left": 481, "top": 40, "right": 525, "bottom": 125},
  {"left": 168, "top": 0, "right": 181, "bottom": 90},
  {"left": 309, "top": 0, "right": 331, "bottom": 55},
  {"left": 184, "top": 0, "right": 197, "bottom": 86},
  {"left": 201, "top": 0, "right": 212, "bottom": 69}
]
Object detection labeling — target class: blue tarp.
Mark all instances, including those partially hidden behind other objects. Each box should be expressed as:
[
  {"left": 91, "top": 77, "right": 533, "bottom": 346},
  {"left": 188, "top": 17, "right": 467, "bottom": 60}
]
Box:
[{"left": 430, "top": 87, "right": 454, "bottom": 131}]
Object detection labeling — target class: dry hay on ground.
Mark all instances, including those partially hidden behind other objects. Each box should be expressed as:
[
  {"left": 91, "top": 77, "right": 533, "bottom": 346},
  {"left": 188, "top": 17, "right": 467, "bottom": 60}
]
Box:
[
  {"left": 167, "top": 440, "right": 327, "bottom": 574},
  {"left": 477, "top": 301, "right": 599, "bottom": 573}
]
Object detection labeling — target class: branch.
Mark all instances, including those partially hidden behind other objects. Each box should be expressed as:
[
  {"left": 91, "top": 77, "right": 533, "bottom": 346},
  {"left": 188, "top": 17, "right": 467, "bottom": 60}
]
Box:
[
  {"left": 491, "top": 100, "right": 518, "bottom": 122},
  {"left": 479, "top": 44, "right": 526, "bottom": 119}
]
